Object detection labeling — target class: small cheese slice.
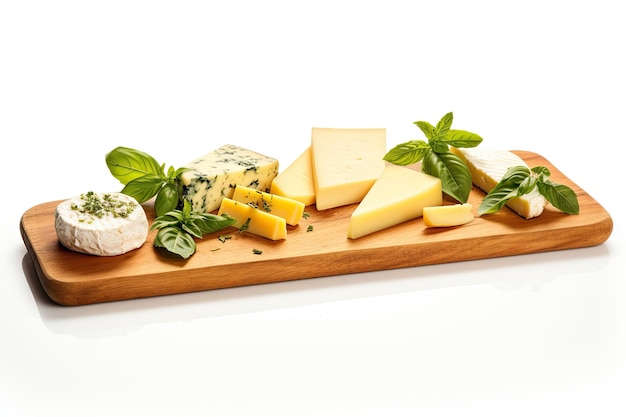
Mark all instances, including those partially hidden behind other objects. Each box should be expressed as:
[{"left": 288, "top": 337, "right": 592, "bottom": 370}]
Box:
[
  {"left": 423, "top": 204, "right": 475, "bottom": 227},
  {"left": 231, "top": 184, "right": 305, "bottom": 226},
  {"left": 217, "top": 198, "right": 287, "bottom": 240},
  {"left": 55, "top": 191, "right": 148, "bottom": 256},
  {"left": 451, "top": 147, "right": 547, "bottom": 219},
  {"left": 347, "top": 164, "right": 442, "bottom": 239},
  {"left": 311, "top": 128, "right": 386, "bottom": 211},
  {"left": 270, "top": 147, "right": 316, "bottom": 206},
  {"left": 180, "top": 144, "right": 279, "bottom": 213}
]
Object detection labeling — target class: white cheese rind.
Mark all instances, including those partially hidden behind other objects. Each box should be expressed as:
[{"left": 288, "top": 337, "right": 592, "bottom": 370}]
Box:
[
  {"left": 180, "top": 144, "right": 279, "bottom": 213},
  {"left": 54, "top": 192, "right": 148, "bottom": 256},
  {"left": 451, "top": 147, "right": 546, "bottom": 219}
]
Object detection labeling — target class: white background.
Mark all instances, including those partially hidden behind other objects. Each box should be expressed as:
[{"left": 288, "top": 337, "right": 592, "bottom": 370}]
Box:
[{"left": 1, "top": 1, "right": 624, "bottom": 416}]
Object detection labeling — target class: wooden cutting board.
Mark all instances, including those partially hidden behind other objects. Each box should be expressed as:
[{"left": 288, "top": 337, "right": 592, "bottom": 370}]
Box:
[{"left": 20, "top": 151, "right": 613, "bottom": 306}]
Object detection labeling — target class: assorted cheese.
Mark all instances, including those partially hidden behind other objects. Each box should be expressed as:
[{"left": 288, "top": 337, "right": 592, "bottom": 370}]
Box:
[
  {"left": 55, "top": 192, "right": 148, "bottom": 256},
  {"left": 311, "top": 128, "right": 386, "bottom": 211},
  {"left": 423, "top": 204, "right": 475, "bottom": 228},
  {"left": 347, "top": 165, "right": 442, "bottom": 239},
  {"left": 450, "top": 147, "right": 546, "bottom": 219},
  {"left": 270, "top": 147, "right": 315, "bottom": 206},
  {"left": 231, "top": 184, "right": 305, "bottom": 226},
  {"left": 180, "top": 144, "right": 279, "bottom": 213},
  {"left": 217, "top": 198, "right": 287, "bottom": 241}
]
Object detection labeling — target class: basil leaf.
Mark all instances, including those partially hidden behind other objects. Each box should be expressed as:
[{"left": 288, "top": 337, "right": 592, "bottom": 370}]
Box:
[
  {"left": 193, "top": 213, "right": 236, "bottom": 235},
  {"left": 434, "top": 112, "right": 453, "bottom": 141},
  {"left": 413, "top": 121, "right": 436, "bottom": 140},
  {"left": 106, "top": 147, "right": 163, "bottom": 185},
  {"left": 429, "top": 140, "right": 449, "bottom": 154},
  {"left": 478, "top": 166, "right": 530, "bottom": 215},
  {"left": 120, "top": 174, "right": 164, "bottom": 204},
  {"left": 443, "top": 130, "right": 483, "bottom": 148},
  {"left": 537, "top": 181, "right": 580, "bottom": 214},
  {"left": 422, "top": 150, "right": 473, "bottom": 203},
  {"left": 154, "top": 182, "right": 179, "bottom": 217},
  {"left": 150, "top": 214, "right": 181, "bottom": 230},
  {"left": 383, "top": 140, "right": 430, "bottom": 165},
  {"left": 181, "top": 221, "right": 204, "bottom": 239},
  {"left": 153, "top": 226, "right": 196, "bottom": 259}
]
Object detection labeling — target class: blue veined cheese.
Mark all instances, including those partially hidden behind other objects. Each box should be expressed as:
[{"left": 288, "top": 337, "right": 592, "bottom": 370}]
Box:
[
  {"left": 179, "top": 144, "right": 279, "bottom": 213},
  {"left": 451, "top": 147, "right": 547, "bottom": 219}
]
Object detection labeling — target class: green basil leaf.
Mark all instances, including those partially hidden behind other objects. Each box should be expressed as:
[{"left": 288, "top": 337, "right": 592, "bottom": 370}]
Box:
[
  {"left": 106, "top": 147, "right": 164, "bottom": 185},
  {"left": 181, "top": 221, "right": 204, "bottom": 239},
  {"left": 153, "top": 226, "right": 196, "bottom": 259},
  {"left": 443, "top": 130, "right": 483, "bottom": 148},
  {"left": 429, "top": 140, "right": 449, "bottom": 154},
  {"left": 154, "top": 182, "right": 179, "bottom": 217},
  {"left": 120, "top": 174, "right": 164, "bottom": 204},
  {"left": 194, "top": 213, "right": 237, "bottom": 235},
  {"left": 537, "top": 181, "right": 580, "bottom": 214},
  {"left": 150, "top": 214, "right": 181, "bottom": 231},
  {"left": 422, "top": 149, "right": 472, "bottom": 203},
  {"left": 478, "top": 166, "right": 530, "bottom": 215},
  {"left": 413, "top": 121, "right": 436, "bottom": 140},
  {"left": 434, "top": 112, "right": 454, "bottom": 141},
  {"left": 383, "top": 140, "right": 430, "bottom": 165}
]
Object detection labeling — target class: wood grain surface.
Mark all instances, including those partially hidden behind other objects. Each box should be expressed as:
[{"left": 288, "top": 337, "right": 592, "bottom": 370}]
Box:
[{"left": 20, "top": 151, "right": 613, "bottom": 306}]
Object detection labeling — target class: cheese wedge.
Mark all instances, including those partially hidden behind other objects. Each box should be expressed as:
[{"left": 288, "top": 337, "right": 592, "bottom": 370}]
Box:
[
  {"left": 231, "top": 184, "right": 305, "bottom": 226},
  {"left": 423, "top": 203, "right": 475, "bottom": 227},
  {"left": 270, "top": 147, "right": 315, "bottom": 206},
  {"left": 451, "top": 147, "right": 546, "bottom": 219},
  {"left": 347, "top": 164, "right": 442, "bottom": 239},
  {"left": 311, "top": 128, "right": 386, "bottom": 211},
  {"left": 217, "top": 198, "right": 287, "bottom": 240},
  {"left": 180, "top": 144, "right": 279, "bottom": 213}
]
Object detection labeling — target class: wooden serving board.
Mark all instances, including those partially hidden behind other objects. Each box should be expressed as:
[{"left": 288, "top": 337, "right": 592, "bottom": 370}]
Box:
[{"left": 20, "top": 151, "right": 613, "bottom": 306}]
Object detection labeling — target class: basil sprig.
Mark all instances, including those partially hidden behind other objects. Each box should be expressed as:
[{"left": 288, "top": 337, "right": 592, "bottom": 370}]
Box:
[
  {"left": 151, "top": 201, "right": 236, "bottom": 259},
  {"left": 105, "top": 146, "right": 188, "bottom": 216},
  {"left": 479, "top": 165, "right": 579, "bottom": 216},
  {"left": 383, "top": 112, "right": 483, "bottom": 203}
]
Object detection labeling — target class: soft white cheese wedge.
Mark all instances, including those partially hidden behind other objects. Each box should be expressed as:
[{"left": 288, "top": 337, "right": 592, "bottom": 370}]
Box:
[
  {"left": 55, "top": 192, "right": 148, "bottom": 256},
  {"left": 347, "top": 164, "right": 442, "bottom": 239},
  {"left": 423, "top": 203, "right": 475, "bottom": 227},
  {"left": 180, "top": 144, "right": 279, "bottom": 213},
  {"left": 451, "top": 147, "right": 547, "bottom": 219}
]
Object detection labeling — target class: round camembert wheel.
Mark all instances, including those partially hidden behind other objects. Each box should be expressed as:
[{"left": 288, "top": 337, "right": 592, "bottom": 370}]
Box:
[{"left": 55, "top": 191, "right": 149, "bottom": 256}]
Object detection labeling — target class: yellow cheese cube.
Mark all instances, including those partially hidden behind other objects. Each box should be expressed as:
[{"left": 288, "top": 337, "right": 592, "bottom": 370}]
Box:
[
  {"left": 347, "top": 165, "right": 442, "bottom": 239},
  {"left": 270, "top": 147, "right": 316, "bottom": 207},
  {"left": 231, "top": 184, "right": 305, "bottom": 226},
  {"left": 423, "top": 203, "right": 475, "bottom": 227},
  {"left": 217, "top": 198, "right": 287, "bottom": 240},
  {"left": 311, "top": 127, "right": 386, "bottom": 211}
]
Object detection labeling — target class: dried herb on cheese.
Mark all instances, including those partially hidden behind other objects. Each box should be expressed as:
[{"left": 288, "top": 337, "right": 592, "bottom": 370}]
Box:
[{"left": 383, "top": 112, "right": 482, "bottom": 203}]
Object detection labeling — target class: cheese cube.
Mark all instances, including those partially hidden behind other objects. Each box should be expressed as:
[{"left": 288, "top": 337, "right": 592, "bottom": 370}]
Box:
[
  {"left": 450, "top": 147, "right": 546, "bottom": 219},
  {"left": 423, "top": 203, "right": 475, "bottom": 227},
  {"left": 347, "top": 164, "right": 442, "bottom": 239},
  {"left": 311, "top": 128, "right": 386, "bottom": 211},
  {"left": 270, "top": 147, "right": 316, "bottom": 206},
  {"left": 217, "top": 198, "right": 287, "bottom": 240},
  {"left": 180, "top": 144, "right": 279, "bottom": 213},
  {"left": 231, "top": 184, "right": 305, "bottom": 226}
]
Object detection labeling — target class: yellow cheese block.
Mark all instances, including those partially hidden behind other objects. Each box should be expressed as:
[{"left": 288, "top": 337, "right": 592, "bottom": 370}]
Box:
[
  {"left": 423, "top": 203, "right": 475, "bottom": 227},
  {"left": 270, "top": 147, "right": 316, "bottom": 206},
  {"left": 217, "top": 198, "right": 287, "bottom": 240},
  {"left": 311, "top": 128, "right": 386, "bottom": 211},
  {"left": 231, "top": 184, "right": 305, "bottom": 226},
  {"left": 347, "top": 164, "right": 442, "bottom": 239}
]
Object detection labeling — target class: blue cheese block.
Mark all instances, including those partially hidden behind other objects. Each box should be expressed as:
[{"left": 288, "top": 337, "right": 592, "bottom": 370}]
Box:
[{"left": 180, "top": 144, "right": 279, "bottom": 213}]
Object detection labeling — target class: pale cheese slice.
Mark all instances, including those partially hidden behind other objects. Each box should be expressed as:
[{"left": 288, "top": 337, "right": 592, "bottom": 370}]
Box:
[
  {"left": 270, "top": 147, "right": 315, "bottom": 206},
  {"left": 311, "top": 128, "right": 386, "bottom": 211},
  {"left": 423, "top": 203, "right": 475, "bottom": 227},
  {"left": 347, "top": 164, "right": 442, "bottom": 239},
  {"left": 451, "top": 147, "right": 546, "bottom": 219}
]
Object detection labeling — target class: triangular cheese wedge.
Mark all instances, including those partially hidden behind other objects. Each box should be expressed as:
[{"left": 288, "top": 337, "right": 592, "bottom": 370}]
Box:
[
  {"left": 270, "top": 147, "right": 316, "bottom": 206},
  {"left": 347, "top": 164, "right": 442, "bottom": 239}
]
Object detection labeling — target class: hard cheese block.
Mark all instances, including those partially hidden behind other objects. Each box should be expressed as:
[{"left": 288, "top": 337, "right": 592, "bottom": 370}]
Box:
[
  {"left": 217, "top": 198, "right": 287, "bottom": 240},
  {"left": 347, "top": 164, "right": 442, "bottom": 239},
  {"left": 311, "top": 128, "right": 386, "bottom": 211},
  {"left": 180, "top": 144, "right": 279, "bottom": 213},
  {"left": 270, "top": 147, "right": 316, "bottom": 206},
  {"left": 231, "top": 184, "right": 305, "bottom": 226},
  {"left": 423, "top": 203, "right": 475, "bottom": 227},
  {"left": 451, "top": 147, "right": 546, "bottom": 219}
]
